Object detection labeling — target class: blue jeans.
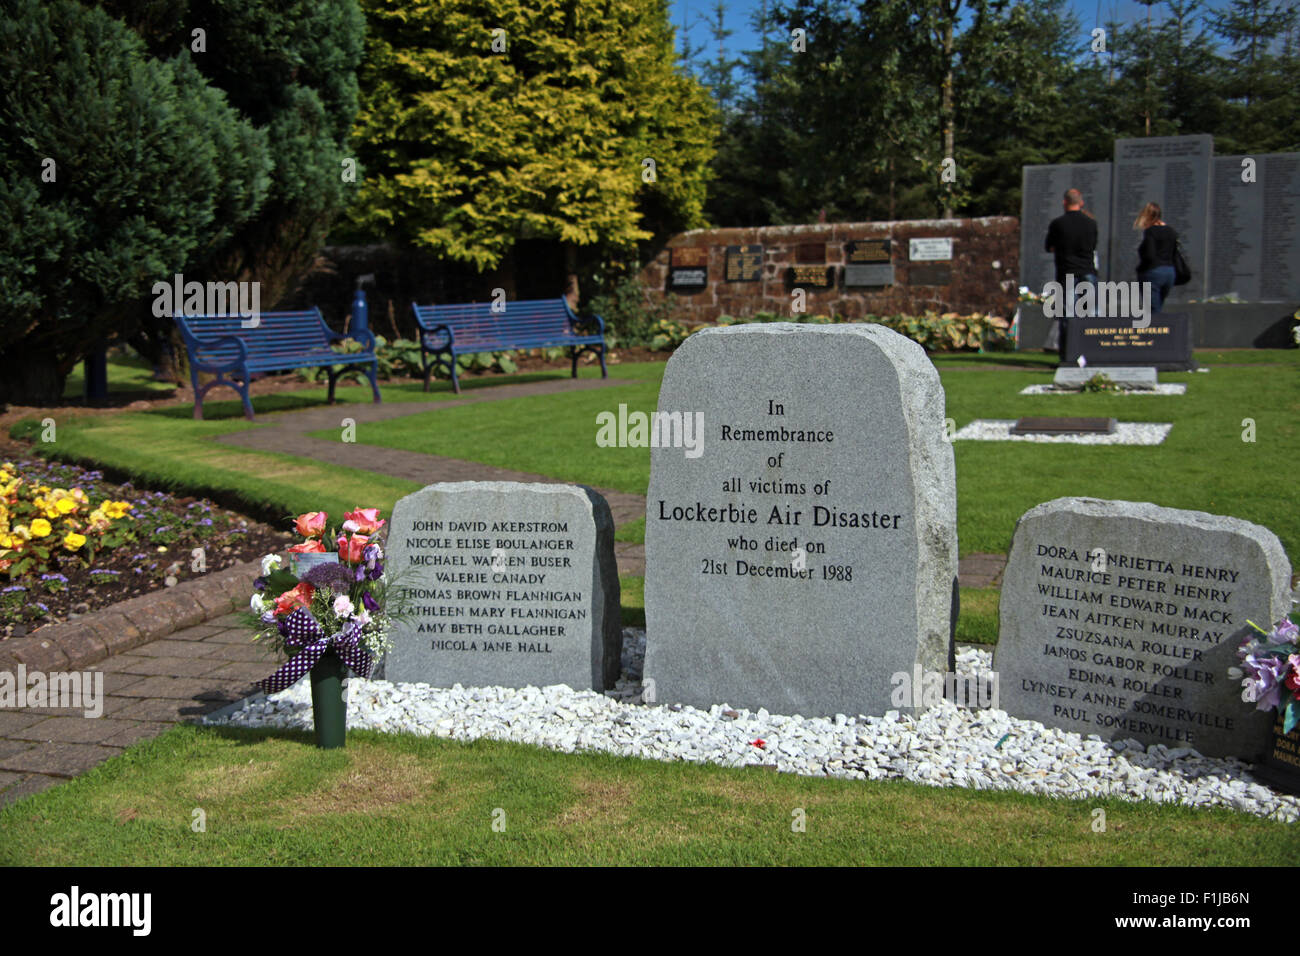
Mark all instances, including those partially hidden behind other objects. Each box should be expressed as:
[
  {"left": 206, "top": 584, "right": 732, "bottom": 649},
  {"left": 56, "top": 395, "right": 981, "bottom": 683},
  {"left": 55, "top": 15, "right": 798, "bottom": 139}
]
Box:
[{"left": 1139, "top": 265, "right": 1176, "bottom": 313}]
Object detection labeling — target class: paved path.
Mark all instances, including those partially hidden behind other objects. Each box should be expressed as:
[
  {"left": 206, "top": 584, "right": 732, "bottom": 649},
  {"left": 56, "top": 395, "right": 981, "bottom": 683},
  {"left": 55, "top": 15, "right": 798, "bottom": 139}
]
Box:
[
  {"left": 211, "top": 379, "right": 1006, "bottom": 586},
  {"left": 0, "top": 612, "right": 276, "bottom": 807}
]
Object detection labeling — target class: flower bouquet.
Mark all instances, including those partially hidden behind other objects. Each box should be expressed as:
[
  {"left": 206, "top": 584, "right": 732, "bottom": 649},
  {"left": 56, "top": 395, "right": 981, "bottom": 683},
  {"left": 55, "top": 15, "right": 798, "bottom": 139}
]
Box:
[
  {"left": 248, "top": 508, "right": 399, "bottom": 748},
  {"left": 1231, "top": 613, "right": 1300, "bottom": 793}
]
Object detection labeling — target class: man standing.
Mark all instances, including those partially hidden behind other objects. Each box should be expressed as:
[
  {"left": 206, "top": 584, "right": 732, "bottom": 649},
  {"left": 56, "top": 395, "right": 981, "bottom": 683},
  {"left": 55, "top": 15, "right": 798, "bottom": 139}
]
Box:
[{"left": 1044, "top": 188, "right": 1098, "bottom": 361}]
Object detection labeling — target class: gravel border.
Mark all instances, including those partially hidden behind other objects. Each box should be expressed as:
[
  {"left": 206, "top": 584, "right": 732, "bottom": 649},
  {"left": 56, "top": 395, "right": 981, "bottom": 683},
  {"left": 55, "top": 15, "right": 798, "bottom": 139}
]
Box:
[
  {"left": 953, "top": 420, "right": 1173, "bottom": 445},
  {"left": 1018, "top": 384, "right": 1187, "bottom": 395},
  {"left": 210, "top": 631, "right": 1300, "bottom": 822}
]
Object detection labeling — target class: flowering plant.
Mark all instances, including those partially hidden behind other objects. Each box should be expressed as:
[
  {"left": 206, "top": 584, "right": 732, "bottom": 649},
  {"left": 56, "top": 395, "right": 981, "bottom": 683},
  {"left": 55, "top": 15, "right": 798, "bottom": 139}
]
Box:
[
  {"left": 248, "top": 508, "right": 403, "bottom": 692},
  {"left": 1231, "top": 616, "right": 1300, "bottom": 733},
  {"left": 0, "top": 461, "right": 135, "bottom": 577}
]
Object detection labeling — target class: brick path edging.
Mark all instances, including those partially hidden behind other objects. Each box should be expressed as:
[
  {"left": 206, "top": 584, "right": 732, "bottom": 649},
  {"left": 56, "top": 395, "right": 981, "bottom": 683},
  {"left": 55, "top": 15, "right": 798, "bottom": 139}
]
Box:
[{"left": 0, "top": 559, "right": 261, "bottom": 676}]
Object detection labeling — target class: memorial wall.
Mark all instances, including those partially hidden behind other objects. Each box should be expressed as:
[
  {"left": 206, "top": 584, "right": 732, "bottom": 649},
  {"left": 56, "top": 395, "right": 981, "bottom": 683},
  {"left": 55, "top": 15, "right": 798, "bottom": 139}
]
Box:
[
  {"left": 638, "top": 218, "right": 1021, "bottom": 326},
  {"left": 1020, "top": 135, "right": 1300, "bottom": 306},
  {"left": 1209, "top": 153, "right": 1300, "bottom": 301}
]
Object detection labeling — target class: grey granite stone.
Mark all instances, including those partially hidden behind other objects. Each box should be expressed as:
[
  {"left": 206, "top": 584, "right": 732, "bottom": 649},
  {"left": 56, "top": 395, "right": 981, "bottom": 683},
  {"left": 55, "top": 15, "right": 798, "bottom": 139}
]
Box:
[
  {"left": 994, "top": 497, "right": 1293, "bottom": 759},
  {"left": 382, "top": 482, "right": 621, "bottom": 691},
  {"left": 643, "top": 323, "right": 957, "bottom": 718},
  {"left": 1054, "top": 366, "right": 1158, "bottom": 388}
]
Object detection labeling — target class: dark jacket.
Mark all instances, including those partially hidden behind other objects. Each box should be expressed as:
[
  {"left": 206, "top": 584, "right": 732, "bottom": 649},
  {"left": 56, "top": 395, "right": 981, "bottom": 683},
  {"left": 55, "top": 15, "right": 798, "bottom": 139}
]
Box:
[
  {"left": 1045, "top": 210, "right": 1098, "bottom": 284},
  {"left": 1137, "top": 224, "right": 1178, "bottom": 274}
]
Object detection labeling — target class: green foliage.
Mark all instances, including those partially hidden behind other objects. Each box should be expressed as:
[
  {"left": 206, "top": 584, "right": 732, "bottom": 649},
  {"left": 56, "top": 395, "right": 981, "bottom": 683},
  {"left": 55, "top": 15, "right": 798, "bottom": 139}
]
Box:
[
  {"left": 343, "top": 0, "right": 717, "bottom": 269},
  {"left": 689, "top": 312, "right": 1011, "bottom": 353},
  {"left": 586, "top": 274, "right": 679, "bottom": 347},
  {"left": 0, "top": 0, "right": 271, "bottom": 403},
  {"left": 0, "top": 0, "right": 364, "bottom": 404},
  {"left": 1080, "top": 373, "right": 1122, "bottom": 393},
  {"left": 870, "top": 311, "right": 1012, "bottom": 352},
  {"left": 94, "top": 0, "right": 367, "bottom": 305},
  {"left": 705, "top": 0, "right": 1300, "bottom": 222},
  {"left": 308, "top": 335, "right": 520, "bottom": 381},
  {"left": 649, "top": 318, "right": 691, "bottom": 351}
]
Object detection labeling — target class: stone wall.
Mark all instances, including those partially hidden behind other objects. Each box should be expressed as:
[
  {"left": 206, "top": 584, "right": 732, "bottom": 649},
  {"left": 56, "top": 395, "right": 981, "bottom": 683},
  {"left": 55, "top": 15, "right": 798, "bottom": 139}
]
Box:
[{"left": 637, "top": 217, "right": 1020, "bottom": 324}]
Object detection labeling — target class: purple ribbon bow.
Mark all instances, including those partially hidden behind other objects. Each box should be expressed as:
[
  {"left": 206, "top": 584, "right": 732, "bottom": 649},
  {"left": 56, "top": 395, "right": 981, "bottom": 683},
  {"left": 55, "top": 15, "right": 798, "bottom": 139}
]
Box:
[{"left": 257, "top": 607, "right": 375, "bottom": 694}]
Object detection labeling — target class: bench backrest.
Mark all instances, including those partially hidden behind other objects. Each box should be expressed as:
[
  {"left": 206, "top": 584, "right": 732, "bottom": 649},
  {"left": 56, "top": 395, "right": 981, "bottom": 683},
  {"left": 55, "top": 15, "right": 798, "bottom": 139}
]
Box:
[
  {"left": 412, "top": 298, "right": 578, "bottom": 347},
  {"left": 174, "top": 309, "right": 335, "bottom": 362}
]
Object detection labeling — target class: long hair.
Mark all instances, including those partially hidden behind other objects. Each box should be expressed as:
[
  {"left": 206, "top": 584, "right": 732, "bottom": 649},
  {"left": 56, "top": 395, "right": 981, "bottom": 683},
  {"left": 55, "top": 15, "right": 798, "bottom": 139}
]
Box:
[{"left": 1134, "top": 202, "right": 1162, "bottom": 229}]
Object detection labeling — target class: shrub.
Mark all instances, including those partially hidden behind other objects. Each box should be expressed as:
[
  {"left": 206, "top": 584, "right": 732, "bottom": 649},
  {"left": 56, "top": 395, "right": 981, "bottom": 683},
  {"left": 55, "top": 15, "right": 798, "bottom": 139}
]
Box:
[{"left": 586, "top": 275, "right": 679, "bottom": 348}]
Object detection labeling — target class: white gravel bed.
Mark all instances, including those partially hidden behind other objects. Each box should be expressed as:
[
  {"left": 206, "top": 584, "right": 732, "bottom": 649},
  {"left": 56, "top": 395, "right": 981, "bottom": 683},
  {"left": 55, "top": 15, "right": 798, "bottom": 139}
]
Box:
[
  {"left": 953, "top": 419, "right": 1172, "bottom": 444},
  {"left": 1018, "top": 384, "right": 1186, "bottom": 395},
  {"left": 210, "top": 631, "right": 1299, "bottom": 822}
]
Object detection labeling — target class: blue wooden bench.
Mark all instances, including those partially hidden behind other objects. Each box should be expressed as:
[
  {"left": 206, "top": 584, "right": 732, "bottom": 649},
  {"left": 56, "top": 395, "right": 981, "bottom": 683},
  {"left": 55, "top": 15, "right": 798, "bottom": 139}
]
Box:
[
  {"left": 411, "top": 297, "right": 607, "bottom": 393},
  {"left": 173, "top": 308, "right": 381, "bottom": 420}
]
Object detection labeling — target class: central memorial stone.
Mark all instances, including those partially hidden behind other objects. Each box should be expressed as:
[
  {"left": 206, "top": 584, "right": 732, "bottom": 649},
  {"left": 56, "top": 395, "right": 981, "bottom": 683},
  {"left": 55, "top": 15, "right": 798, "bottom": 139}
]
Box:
[
  {"left": 995, "top": 498, "right": 1292, "bottom": 759},
  {"left": 643, "top": 323, "right": 957, "bottom": 717},
  {"left": 383, "top": 481, "right": 622, "bottom": 691},
  {"left": 1053, "top": 366, "right": 1157, "bottom": 389}
]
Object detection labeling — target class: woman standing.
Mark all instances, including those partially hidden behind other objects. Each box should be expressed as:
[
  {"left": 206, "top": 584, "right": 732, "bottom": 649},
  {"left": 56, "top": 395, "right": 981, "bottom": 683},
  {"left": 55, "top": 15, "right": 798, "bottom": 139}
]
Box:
[{"left": 1134, "top": 202, "right": 1178, "bottom": 313}]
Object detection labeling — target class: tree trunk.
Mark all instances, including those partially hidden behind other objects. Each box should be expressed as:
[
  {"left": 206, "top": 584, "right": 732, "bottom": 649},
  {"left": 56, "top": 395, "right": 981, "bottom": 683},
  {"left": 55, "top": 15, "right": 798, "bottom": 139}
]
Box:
[
  {"left": 889, "top": 155, "right": 896, "bottom": 220},
  {"left": 0, "top": 347, "right": 68, "bottom": 407},
  {"left": 564, "top": 243, "right": 580, "bottom": 309},
  {"left": 941, "top": 19, "right": 956, "bottom": 219}
]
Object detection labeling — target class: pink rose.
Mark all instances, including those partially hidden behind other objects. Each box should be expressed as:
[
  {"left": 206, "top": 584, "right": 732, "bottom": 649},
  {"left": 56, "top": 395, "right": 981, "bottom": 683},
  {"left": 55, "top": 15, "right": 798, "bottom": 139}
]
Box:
[
  {"left": 294, "top": 512, "right": 328, "bottom": 538},
  {"left": 336, "top": 534, "right": 370, "bottom": 563},
  {"left": 342, "top": 507, "right": 385, "bottom": 535}
]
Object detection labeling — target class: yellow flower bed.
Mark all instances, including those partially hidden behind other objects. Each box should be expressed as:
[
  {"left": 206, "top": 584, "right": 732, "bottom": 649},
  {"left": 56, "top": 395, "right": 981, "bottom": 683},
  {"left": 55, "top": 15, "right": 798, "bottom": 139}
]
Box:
[{"left": 0, "top": 462, "right": 135, "bottom": 577}]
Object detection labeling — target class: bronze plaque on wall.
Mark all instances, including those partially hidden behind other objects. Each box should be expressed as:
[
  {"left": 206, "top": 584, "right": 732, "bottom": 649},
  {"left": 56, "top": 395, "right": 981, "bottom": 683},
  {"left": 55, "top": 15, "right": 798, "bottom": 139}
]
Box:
[
  {"left": 789, "top": 265, "right": 832, "bottom": 287},
  {"left": 724, "top": 245, "right": 764, "bottom": 282},
  {"left": 846, "top": 239, "right": 891, "bottom": 262},
  {"left": 908, "top": 263, "right": 952, "bottom": 286},
  {"left": 670, "top": 247, "right": 709, "bottom": 290}
]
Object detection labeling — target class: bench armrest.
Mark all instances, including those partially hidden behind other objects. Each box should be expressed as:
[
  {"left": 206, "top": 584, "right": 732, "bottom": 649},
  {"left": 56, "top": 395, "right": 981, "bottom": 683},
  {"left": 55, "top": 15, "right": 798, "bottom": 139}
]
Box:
[
  {"left": 420, "top": 323, "right": 455, "bottom": 350},
  {"left": 186, "top": 333, "right": 249, "bottom": 371}
]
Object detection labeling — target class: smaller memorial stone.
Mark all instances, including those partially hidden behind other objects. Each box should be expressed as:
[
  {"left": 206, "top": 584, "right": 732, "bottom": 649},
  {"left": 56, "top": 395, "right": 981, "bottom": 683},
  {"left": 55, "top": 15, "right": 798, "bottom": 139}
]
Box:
[
  {"left": 383, "top": 481, "right": 622, "bottom": 691},
  {"left": 1010, "top": 417, "right": 1117, "bottom": 435},
  {"left": 1054, "top": 366, "right": 1158, "bottom": 388},
  {"left": 995, "top": 497, "right": 1293, "bottom": 759}
]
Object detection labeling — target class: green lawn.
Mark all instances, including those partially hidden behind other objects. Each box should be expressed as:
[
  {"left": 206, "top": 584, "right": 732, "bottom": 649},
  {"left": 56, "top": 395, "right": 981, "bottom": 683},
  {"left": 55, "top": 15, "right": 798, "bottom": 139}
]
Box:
[
  {"left": 2, "top": 724, "right": 1295, "bottom": 866},
  {"left": 13, "top": 350, "right": 1299, "bottom": 640},
  {"left": 304, "top": 351, "right": 1300, "bottom": 559},
  {"left": 8, "top": 349, "right": 1299, "bottom": 862}
]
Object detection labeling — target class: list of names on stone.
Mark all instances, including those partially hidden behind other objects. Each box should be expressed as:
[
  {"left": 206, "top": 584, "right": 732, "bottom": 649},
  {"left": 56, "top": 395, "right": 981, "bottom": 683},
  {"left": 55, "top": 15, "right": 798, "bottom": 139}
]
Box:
[{"left": 1021, "top": 543, "right": 1243, "bottom": 746}]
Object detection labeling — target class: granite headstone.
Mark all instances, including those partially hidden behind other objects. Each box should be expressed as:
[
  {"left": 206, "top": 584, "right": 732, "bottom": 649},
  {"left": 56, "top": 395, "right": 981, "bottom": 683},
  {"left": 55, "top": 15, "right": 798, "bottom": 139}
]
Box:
[
  {"left": 1064, "top": 314, "right": 1195, "bottom": 371},
  {"left": 995, "top": 498, "right": 1293, "bottom": 759},
  {"left": 643, "top": 323, "right": 957, "bottom": 718},
  {"left": 1053, "top": 366, "right": 1158, "bottom": 388},
  {"left": 383, "top": 481, "right": 622, "bottom": 691}
]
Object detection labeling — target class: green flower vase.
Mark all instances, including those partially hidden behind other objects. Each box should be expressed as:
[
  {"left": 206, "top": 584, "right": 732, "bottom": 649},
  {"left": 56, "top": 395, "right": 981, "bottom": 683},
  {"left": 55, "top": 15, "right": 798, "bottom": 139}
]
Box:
[{"left": 287, "top": 644, "right": 348, "bottom": 749}]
